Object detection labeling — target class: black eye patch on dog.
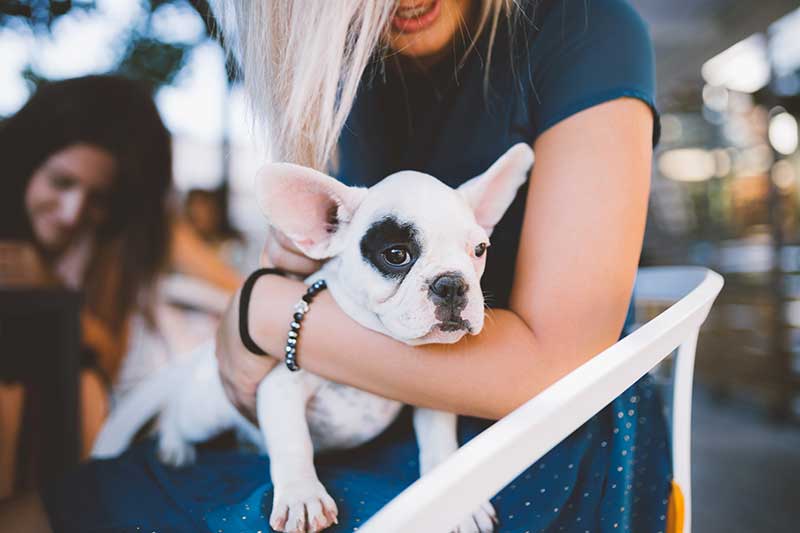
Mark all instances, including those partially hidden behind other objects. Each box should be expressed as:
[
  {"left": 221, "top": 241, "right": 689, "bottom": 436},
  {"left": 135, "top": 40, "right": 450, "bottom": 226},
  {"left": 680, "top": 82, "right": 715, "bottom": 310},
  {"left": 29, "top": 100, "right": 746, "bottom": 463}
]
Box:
[{"left": 360, "top": 216, "right": 422, "bottom": 280}]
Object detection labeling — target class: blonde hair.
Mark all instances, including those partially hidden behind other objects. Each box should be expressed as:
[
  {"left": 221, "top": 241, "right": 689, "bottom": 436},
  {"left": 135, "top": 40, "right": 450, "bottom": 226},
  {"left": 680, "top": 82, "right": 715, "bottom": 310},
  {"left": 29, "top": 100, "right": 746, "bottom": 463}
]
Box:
[{"left": 216, "top": 0, "right": 517, "bottom": 171}]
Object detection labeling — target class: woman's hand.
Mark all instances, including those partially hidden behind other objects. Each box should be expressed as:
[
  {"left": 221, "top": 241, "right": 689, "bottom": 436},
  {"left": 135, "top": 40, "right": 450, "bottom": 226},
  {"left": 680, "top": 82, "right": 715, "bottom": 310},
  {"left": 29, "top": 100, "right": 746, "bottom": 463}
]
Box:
[
  {"left": 0, "top": 241, "right": 52, "bottom": 287},
  {"left": 215, "top": 224, "right": 319, "bottom": 420},
  {"left": 215, "top": 275, "right": 282, "bottom": 421},
  {"left": 260, "top": 225, "right": 321, "bottom": 276}
]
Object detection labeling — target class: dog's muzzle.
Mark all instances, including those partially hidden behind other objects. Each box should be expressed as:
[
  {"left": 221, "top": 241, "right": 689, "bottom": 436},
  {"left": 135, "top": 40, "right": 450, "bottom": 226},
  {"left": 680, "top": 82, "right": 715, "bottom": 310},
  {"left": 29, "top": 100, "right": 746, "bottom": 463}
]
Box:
[{"left": 428, "top": 273, "right": 470, "bottom": 331}]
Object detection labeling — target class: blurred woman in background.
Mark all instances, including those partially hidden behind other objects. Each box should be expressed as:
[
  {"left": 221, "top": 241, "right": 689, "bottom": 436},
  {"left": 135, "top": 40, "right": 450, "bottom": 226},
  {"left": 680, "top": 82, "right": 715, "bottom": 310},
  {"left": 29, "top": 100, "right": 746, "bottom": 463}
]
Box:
[
  {"left": 0, "top": 75, "right": 173, "bottom": 488},
  {"left": 0, "top": 75, "right": 244, "bottom": 497}
]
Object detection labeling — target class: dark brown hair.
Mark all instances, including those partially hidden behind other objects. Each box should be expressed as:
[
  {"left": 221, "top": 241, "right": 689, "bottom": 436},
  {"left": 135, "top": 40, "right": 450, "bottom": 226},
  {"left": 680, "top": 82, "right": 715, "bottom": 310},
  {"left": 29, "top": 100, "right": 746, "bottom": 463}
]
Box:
[{"left": 0, "top": 75, "right": 172, "bottom": 372}]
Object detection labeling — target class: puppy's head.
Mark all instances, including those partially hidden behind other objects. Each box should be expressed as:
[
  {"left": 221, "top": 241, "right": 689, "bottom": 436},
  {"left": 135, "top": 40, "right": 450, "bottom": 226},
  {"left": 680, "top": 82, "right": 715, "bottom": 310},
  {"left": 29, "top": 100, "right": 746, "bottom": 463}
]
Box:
[{"left": 256, "top": 143, "right": 533, "bottom": 345}]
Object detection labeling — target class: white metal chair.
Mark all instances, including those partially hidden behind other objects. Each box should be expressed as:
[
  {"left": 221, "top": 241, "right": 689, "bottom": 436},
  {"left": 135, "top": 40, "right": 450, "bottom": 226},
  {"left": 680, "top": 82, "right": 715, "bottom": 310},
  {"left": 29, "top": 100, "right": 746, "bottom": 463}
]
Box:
[{"left": 361, "top": 266, "right": 724, "bottom": 533}]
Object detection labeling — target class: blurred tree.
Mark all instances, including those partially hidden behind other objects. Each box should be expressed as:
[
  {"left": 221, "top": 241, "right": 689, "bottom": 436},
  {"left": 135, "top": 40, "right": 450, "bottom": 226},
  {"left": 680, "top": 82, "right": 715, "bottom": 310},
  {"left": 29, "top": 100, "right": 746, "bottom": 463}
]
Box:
[
  {"left": 117, "top": 36, "right": 192, "bottom": 90},
  {"left": 0, "top": 0, "right": 95, "bottom": 32},
  {"left": 2, "top": 0, "right": 243, "bottom": 187},
  {"left": 0, "top": 0, "right": 231, "bottom": 92}
]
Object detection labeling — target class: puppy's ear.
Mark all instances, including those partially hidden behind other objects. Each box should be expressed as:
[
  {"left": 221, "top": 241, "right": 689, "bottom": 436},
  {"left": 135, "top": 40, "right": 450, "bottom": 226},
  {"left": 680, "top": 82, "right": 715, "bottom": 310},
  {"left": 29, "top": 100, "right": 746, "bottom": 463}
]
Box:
[
  {"left": 458, "top": 143, "right": 534, "bottom": 236},
  {"left": 255, "top": 163, "right": 367, "bottom": 259}
]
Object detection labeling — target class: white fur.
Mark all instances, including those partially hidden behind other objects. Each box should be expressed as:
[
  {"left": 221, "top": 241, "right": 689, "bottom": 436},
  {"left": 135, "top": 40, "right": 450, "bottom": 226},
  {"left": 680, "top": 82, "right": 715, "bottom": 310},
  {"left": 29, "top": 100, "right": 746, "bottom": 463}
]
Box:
[{"left": 92, "top": 143, "right": 533, "bottom": 533}]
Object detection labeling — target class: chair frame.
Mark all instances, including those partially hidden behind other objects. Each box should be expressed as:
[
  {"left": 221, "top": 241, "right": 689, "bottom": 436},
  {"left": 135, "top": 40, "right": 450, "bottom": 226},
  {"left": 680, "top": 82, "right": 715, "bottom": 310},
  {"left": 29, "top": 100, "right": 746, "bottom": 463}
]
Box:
[{"left": 360, "top": 266, "right": 724, "bottom": 533}]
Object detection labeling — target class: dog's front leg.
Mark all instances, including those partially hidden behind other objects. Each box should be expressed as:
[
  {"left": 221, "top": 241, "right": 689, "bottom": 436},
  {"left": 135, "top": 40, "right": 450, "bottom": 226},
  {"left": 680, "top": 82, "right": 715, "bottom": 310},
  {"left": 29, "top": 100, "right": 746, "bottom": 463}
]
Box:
[
  {"left": 413, "top": 408, "right": 497, "bottom": 533},
  {"left": 258, "top": 367, "right": 338, "bottom": 533}
]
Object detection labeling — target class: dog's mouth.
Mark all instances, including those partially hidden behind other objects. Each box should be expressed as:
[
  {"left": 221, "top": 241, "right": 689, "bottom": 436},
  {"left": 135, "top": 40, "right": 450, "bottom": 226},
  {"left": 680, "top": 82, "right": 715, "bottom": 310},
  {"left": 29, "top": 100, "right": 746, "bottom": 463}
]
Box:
[
  {"left": 407, "top": 319, "right": 474, "bottom": 345},
  {"left": 437, "top": 317, "right": 471, "bottom": 333}
]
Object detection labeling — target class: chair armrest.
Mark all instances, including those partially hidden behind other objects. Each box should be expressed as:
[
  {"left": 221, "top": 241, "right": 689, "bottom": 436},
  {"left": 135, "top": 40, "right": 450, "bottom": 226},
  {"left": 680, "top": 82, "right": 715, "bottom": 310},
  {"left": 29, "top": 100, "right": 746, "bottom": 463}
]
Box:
[{"left": 360, "top": 268, "right": 722, "bottom": 533}]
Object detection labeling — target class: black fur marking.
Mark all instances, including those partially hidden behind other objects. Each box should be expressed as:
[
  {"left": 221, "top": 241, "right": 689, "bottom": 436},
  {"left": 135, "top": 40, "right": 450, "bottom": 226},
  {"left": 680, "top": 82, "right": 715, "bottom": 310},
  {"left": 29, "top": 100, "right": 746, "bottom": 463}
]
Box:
[{"left": 360, "top": 216, "right": 421, "bottom": 279}]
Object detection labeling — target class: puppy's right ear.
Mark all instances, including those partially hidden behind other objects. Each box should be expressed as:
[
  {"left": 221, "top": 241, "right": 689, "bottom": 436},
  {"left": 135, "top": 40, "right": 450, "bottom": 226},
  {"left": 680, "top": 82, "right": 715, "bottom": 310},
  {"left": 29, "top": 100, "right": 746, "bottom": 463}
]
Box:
[
  {"left": 458, "top": 143, "right": 534, "bottom": 236},
  {"left": 255, "top": 163, "right": 367, "bottom": 259}
]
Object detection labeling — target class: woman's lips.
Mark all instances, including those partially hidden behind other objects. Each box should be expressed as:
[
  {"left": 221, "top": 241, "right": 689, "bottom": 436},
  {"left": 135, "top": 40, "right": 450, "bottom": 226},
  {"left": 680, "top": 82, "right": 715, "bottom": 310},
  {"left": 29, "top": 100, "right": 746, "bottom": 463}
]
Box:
[{"left": 392, "top": 0, "right": 441, "bottom": 34}]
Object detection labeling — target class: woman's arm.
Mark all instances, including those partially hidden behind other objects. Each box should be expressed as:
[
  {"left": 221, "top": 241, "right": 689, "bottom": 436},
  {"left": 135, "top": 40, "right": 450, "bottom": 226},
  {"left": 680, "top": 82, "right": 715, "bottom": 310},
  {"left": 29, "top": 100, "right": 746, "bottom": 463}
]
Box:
[{"left": 218, "top": 97, "right": 652, "bottom": 421}]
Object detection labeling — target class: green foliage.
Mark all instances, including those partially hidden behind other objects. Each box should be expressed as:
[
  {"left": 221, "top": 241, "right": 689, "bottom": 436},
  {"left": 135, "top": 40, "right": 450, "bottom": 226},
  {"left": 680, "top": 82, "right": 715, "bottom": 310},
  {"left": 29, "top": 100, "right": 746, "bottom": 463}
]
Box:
[
  {"left": 116, "top": 35, "right": 191, "bottom": 90},
  {"left": 0, "top": 0, "right": 221, "bottom": 91},
  {"left": 0, "top": 0, "right": 95, "bottom": 32}
]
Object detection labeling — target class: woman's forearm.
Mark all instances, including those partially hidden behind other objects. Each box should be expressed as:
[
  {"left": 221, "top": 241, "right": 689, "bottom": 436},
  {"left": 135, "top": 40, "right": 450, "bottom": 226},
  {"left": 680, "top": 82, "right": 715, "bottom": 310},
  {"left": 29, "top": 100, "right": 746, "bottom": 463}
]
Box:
[{"left": 247, "top": 274, "right": 613, "bottom": 420}]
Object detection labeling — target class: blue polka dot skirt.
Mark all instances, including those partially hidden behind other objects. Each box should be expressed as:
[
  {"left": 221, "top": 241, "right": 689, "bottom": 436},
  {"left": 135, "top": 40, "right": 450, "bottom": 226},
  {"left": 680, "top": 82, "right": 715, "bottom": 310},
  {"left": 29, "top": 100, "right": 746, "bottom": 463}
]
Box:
[{"left": 44, "top": 374, "right": 671, "bottom": 533}]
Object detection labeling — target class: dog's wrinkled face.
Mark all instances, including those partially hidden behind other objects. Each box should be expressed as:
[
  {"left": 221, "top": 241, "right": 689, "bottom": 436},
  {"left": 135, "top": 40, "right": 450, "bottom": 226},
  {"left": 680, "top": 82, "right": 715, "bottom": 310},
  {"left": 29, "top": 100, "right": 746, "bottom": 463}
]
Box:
[
  {"left": 336, "top": 173, "right": 490, "bottom": 344},
  {"left": 256, "top": 143, "right": 534, "bottom": 345}
]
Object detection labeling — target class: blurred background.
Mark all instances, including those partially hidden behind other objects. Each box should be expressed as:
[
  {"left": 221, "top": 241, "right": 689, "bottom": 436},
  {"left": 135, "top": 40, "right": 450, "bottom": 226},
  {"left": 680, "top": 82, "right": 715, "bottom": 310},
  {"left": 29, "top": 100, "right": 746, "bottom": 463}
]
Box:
[
  {"left": 629, "top": 2, "right": 800, "bottom": 530},
  {"left": 1, "top": 0, "right": 799, "bottom": 531},
  {"left": 0, "top": 0, "right": 267, "bottom": 260}
]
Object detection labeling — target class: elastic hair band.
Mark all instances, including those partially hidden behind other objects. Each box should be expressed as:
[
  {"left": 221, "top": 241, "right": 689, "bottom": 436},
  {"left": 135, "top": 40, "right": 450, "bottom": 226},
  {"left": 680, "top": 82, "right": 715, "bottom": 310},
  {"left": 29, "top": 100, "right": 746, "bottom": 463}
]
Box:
[{"left": 239, "top": 268, "right": 285, "bottom": 356}]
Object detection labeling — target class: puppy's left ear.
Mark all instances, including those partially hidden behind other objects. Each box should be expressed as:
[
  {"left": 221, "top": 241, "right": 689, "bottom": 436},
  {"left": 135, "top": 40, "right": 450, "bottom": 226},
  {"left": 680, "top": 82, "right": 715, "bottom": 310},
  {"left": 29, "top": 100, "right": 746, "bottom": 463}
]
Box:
[
  {"left": 458, "top": 143, "right": 534, "bottom": 236},
  {"left": 255, "top": 163, "right": 367, "bottom": 259}
]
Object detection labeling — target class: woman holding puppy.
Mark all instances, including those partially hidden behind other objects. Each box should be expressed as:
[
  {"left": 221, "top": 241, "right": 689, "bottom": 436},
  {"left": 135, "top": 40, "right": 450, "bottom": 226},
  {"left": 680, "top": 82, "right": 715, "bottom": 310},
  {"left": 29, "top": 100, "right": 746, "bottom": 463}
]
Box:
[{"left": 4, "top": 1, "right": 671, "bottom": 532}]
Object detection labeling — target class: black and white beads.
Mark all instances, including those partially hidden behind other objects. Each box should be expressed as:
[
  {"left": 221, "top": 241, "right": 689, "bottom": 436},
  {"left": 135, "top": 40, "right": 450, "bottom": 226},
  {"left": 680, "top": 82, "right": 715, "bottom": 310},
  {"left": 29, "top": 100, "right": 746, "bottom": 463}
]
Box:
[{"left": 284, "top": 279, "right": 327, "bottom": 372}]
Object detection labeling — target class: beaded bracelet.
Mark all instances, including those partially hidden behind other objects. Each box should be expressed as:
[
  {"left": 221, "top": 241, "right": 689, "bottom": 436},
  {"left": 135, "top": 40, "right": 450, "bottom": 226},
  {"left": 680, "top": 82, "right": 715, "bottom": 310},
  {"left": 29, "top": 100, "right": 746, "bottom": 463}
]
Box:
[{"left": 284, "top": 279, "right": 327, "bottom": 372}]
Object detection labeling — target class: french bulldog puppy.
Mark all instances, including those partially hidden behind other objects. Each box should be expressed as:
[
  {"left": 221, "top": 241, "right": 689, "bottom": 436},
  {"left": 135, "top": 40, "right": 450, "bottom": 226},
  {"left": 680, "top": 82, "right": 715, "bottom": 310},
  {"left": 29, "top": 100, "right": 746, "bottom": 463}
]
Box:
[{"left": 92, "top": 143, "right": 534, "bottom": 533}]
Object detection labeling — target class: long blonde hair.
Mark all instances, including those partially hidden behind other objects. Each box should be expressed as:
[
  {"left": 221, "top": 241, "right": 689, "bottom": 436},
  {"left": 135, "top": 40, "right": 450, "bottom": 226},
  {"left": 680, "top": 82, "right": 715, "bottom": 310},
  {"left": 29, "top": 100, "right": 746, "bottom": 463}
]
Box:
[{"left": 215, "top": 1, "right": 517, "bottom": 171}]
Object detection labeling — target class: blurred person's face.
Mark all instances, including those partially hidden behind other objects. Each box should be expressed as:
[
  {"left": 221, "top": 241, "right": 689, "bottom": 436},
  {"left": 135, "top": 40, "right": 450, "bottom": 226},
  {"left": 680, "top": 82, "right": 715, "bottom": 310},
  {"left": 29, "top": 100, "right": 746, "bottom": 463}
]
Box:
[
  {"left": 24, "top": 143, "right": 116, "bottom": 254},
  {"left": 386, "top": 0, "right": 473, "bottom": 61},
  {"left": 186, "top": 194, "right": 221, "bottom": 238}
]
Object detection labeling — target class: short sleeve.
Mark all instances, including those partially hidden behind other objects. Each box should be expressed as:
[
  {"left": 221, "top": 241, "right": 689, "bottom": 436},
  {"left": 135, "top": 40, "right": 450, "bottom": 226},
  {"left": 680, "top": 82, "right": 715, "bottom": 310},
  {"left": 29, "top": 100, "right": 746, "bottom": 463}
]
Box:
[{"left": 525, "top": 0, "right": 660, "bottom": 144}]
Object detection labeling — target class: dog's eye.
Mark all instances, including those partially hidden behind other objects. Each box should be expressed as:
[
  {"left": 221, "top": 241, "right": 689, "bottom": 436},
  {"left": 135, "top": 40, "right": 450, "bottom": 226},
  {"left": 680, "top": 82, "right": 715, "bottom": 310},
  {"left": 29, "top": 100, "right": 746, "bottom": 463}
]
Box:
[
  {"left": 474, "top": 243, "right": 488, "bottom": 257},
  {"left": 382, "top": 246, "right": 411, "bottom": 267}
]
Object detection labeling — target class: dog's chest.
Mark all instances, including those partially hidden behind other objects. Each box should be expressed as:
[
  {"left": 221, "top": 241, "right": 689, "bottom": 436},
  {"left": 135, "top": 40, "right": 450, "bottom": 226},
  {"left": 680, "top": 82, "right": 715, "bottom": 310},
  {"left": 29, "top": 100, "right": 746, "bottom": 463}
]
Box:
[{"left": 304, "top": 377, "right": 403, "bottom": 452}]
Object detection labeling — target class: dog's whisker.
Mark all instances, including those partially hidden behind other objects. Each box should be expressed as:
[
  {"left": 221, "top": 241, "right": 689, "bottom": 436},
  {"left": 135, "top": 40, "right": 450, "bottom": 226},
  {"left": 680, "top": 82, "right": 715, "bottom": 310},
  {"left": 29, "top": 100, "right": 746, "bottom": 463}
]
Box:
[
  {"left": 483, "top": 306, "right": 498, "bottom": 326},
  {"left": 482, "top": 289, "right": 497, "bottom": 308}
]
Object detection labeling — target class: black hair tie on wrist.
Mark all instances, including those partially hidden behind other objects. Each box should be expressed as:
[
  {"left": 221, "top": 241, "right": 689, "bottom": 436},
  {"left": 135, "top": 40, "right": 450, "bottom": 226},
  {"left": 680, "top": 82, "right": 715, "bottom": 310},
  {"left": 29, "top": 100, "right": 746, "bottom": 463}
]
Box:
[
  {"left": 239, "top": 267, "right": 285, "bottom": 356},
  {"left": 284, "top": 279, "right": 327, "bottom": 372}
]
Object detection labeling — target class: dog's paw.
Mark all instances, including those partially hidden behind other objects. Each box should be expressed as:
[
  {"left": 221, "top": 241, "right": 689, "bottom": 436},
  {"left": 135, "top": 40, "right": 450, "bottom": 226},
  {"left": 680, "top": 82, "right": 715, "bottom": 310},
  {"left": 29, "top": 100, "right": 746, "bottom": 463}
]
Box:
[
  {"left": 451, "top": 501, "right": 497, "bottom": 533},
  {"left": 156, "top": 434, "right": 196, "bottom": 467},
  {"left": 270, "top": 479, "right": 338, "bottom": 533}
]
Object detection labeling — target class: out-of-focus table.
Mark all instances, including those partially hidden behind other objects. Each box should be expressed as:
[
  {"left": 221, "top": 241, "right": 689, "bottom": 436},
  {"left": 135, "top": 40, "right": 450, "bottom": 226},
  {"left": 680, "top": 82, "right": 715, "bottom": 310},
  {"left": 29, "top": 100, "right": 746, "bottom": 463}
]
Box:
[{"left": 0, "top": 288, "right": 81, "bottom": 490}]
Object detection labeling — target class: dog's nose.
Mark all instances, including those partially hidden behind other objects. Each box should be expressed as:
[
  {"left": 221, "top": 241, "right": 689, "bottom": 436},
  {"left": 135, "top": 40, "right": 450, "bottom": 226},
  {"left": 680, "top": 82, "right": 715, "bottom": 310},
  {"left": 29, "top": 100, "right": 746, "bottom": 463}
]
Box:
[{"left": 430, "top": 274, "right": 468, "bottom": 300}]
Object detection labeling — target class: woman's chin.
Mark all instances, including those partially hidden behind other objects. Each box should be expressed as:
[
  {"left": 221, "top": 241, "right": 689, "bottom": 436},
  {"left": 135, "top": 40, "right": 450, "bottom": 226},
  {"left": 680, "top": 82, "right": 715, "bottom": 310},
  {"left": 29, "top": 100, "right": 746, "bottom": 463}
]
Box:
[{"left": 389, "top": 33, "right": 453, "bottom": 60}]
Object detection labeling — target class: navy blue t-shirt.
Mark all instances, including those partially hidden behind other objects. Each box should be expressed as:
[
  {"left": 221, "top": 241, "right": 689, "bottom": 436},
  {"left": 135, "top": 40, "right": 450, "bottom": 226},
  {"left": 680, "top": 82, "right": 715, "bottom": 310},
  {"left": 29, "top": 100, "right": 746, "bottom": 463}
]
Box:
[
  {"left": 43, "top": 2, "right": 672, "bottom": 532},
  {"left": 338, "top": 0, "right": 659, "bottom": 308}
]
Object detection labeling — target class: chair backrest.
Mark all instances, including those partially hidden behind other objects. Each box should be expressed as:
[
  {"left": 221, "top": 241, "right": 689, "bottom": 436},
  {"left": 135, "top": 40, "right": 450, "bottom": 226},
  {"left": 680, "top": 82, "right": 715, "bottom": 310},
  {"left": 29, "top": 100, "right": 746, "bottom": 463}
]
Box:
[{"left": 360, "top": 266, "right": 724, "bottom": 533}]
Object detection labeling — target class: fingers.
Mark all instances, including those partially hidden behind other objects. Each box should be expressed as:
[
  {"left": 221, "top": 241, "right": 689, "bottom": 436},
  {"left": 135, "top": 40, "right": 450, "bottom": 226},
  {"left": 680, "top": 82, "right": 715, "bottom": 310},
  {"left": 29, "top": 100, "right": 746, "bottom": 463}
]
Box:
[
  {"left": 260, "top": 227, "right": 322, "bottom": 275},
  {"left": 214, "top": 294, "right": 279, "bottom": 423},
  {"left": 271, "top": 226, "right": 303, "bottom": 254}
]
